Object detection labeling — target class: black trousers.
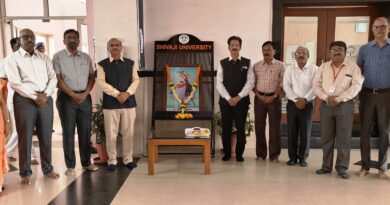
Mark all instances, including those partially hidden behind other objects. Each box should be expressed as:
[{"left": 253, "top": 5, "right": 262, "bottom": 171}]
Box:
[
  {"left": 219, "top": 100, "right": 249, "bottom": 158},
  {"left": 56, "top": 91, "right": 92, "bottom": 168},
  {"left": 286, "top": 100, "right": 313, "bottom": 161}
]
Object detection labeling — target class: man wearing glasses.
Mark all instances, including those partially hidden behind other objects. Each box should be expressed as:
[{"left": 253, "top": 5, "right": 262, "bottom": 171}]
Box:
[
  {"left": 5, "top": 29, "right": 59, "bottom": 184},
  {"left": 313, "top": 41, "right": 363, "bottom": 179},
  {"left": 356, "top": 17, "right": 390, "bottom": 180}
]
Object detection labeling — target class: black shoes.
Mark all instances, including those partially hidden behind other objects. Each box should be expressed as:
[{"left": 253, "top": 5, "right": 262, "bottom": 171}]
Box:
[
  {"left": 299, "top": 159, "right": 308, "bottom": 167},
  {"left": 107, "top": 164, "right": 117, "bottom": 171},
  {"left": 222, "top": 155, "right": 244, "bottom": 162},
  {"left": 236, "top": 156, "right": 245, "bottom": 162},
  {"left": 286, "top": 159, "right": 307, "bottom": 167},
  {"left": 126, "top": 162, "right": 137, "bottom": 170},
  {"left": 222, "top": 155, "right": 231, "bottom": 161},
  {"left": 286, "top": 160, "right": 297, "bottom": 166},
  {"left": 316, "top": 168, "right": 331, "bottom": 174},
  {"left": 337, "top": 169, "right": 350, "bottom": 179}
]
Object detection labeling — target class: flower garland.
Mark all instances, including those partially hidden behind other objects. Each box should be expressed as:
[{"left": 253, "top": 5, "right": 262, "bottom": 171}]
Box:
[{"left": 166, "top": 65, "right": 201, "bottom": 119}]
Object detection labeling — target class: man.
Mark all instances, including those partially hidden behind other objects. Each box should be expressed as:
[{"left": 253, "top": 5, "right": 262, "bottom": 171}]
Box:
[
  {"left": 356, "top": 17, "right": 390, "bottom": 179},
  {"left": 10, "top": 37, "right": 21, "bottom": 52},
  {"left": 96, "top": 38, "right": 139, "bottom": 171},
  {"left": 252, "top": 41, "right": 285, "bottom": 163},
  {"left": 35, "top": 42, "right": 46, "bottom": 54},
  {"left": 53, "top": 29, "right": 98, "bottom": 176},
  {"left": 5, "top": 28, "right": 59, "bottom": 184},
  {"left": 313, "top": 41, "right": 363, "bottom": 179},
  {"left": 1, "top": 38, "right": 39, "bottom": 165},
  {"left": 283, "top": 46, "right": 317, "bottom": 167},
  {"left": 216, "top": 36, "right": 254, "bottom": 162}
]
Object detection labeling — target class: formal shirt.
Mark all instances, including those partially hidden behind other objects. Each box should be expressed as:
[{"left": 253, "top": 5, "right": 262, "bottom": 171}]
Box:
[
  {"left": 5, "top": 48, "right": 57, "bottom": 100},
  {"left": 356, "top": 39, "right": 390, "bottom": 89},
  {"left": 283, "top": 62, "right": 318, "bottom": 102},
  {"left": 52, "top": 49, "right": 94, "bottom": 91},
  {"left": 253, "top": 59, "right": 285, "bottom": 93},
  {"left": 96, "top": 56, "right": 140, "bottom": 97},
  {"left": 216, "top": 56, "right": 255, "bottom": 100},
  {"left": 313, "top": 59, "right": 364, "bottom": 102}
]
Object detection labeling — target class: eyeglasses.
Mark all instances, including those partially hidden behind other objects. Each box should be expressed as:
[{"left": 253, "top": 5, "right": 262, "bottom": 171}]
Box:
[
  {"left": 20, "top": 35, "right": 36, "bottom": 40},
  {"left": 372, "top": 25, "right": 388, "bottom": 30}
]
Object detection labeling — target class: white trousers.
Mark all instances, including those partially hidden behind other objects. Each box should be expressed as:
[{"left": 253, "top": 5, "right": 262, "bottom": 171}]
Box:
[{"left": 103, "top": 108, "right": 136, "bottom": 165}]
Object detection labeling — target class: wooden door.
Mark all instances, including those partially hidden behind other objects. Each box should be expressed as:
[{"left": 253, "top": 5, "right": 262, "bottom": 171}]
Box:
[{"left": 282, "top": 6, "right": 378, "bottom": 122}]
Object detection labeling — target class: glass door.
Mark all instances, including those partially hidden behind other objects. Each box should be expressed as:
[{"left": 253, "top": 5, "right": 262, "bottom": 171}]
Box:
[{"left": 283, "top": 6, "right": 378, "bottom": 122}]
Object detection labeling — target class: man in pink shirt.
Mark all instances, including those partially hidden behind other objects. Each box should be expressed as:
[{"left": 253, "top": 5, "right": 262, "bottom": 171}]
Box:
[
  {"left": 313, "top": 41, "right": 363, "bottom": 179},
  {"left": 252, "top": 41, "right": 285, "bottom": 163}
]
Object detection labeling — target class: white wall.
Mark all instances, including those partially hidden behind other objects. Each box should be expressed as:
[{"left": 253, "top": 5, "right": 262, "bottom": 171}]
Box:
[
  {"left": 144, "top": 0, "right": 273, "bottom": 149},
  {"left": 144, "top": 0, "right": 273, "bottom": 70}
]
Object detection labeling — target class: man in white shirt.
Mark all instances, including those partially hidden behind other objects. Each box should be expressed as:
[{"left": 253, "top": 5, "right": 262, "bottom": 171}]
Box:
[
  {"left": 0, "top": 37, "right": 39, "bottom": 165},
  {"left": 5, "top": 29, "right": 59, "bottom": 184},
  {"left": 216, "top": 36, "right": 254, "bottom": 162},
  {"left": 283, "top": 46, "right": 317, "bottom": 167}
]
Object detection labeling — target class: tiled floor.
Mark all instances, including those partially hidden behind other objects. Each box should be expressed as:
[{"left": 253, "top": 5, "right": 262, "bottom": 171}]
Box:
[
  {"left": 1, "top": 146, "right": 390, "bottom": 205},
  {"left": 112, "top": 149, "right": 390, "bottom": 205}
]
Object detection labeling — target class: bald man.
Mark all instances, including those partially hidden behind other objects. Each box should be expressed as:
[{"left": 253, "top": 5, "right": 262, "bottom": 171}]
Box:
[
  {"left": 283, "top": 46, "right": 317, "bottom": 167},
  {"left": 96, "top": 38, "right": 139, "bottom": 171},
  {"left": 5, "top": 29, "right": 59, "bottom": 184}
]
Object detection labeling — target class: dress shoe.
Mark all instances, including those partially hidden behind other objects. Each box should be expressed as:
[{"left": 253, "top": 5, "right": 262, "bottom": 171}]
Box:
[
  {"left": 222, "top": 155, "right": 231, "bottom": 161},
  {"left": 337, "top": 169, "right": 350, "bottom": 179},
  {"left": 126, "top": 162, "right": 138, "bottom": 169},
  {"left": 378, "top": 170, "right": 388, "bottom": 180},
  {"left": 107, "top": 164, "right": 117, "bottom": 171},
  {"left": 299, "top": 159, "right": 308, "bottom": 167},
  {"left": 286, "top": 160, "right": 297, "bottom": 166},
  {"left": 236, "top": 156, "right": 244, "bottom": 162},
  {"left": 316, "top": 168, "right": 331, "bottom": 174},
  {"left": 356, "top": 169, "right": 369, "bottom": 177}
]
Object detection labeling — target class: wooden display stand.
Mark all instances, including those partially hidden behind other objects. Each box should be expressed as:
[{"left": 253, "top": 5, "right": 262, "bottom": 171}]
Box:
[{"left": 148, "top": 138, "right": 211, "bottom": 175}]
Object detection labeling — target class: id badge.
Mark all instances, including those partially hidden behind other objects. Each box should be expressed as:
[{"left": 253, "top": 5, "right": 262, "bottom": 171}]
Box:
[{"left": 328, "top": 87, "right": 335, "bottom": 93}]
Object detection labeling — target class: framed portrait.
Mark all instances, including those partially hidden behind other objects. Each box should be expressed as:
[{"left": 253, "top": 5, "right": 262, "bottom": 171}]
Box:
[{"left": 164, "top": 65, "right": 202, "bottom": 112}]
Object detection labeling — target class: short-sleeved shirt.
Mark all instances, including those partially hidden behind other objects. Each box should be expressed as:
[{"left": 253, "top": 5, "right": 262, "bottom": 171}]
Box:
[
  {"left": 356, "top": 39, "right": 390, "bottom": 89},
  {"left": 253, "top": 59, "right": 285, "bottom": 93},
  {"left": 52, "top": 49, "right": 94, "bottom": 91}
]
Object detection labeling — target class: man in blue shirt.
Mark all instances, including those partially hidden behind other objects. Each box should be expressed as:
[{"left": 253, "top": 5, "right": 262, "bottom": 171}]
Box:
[{"left": 356, "top": 17, "right": 390, "bottom": 179}]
